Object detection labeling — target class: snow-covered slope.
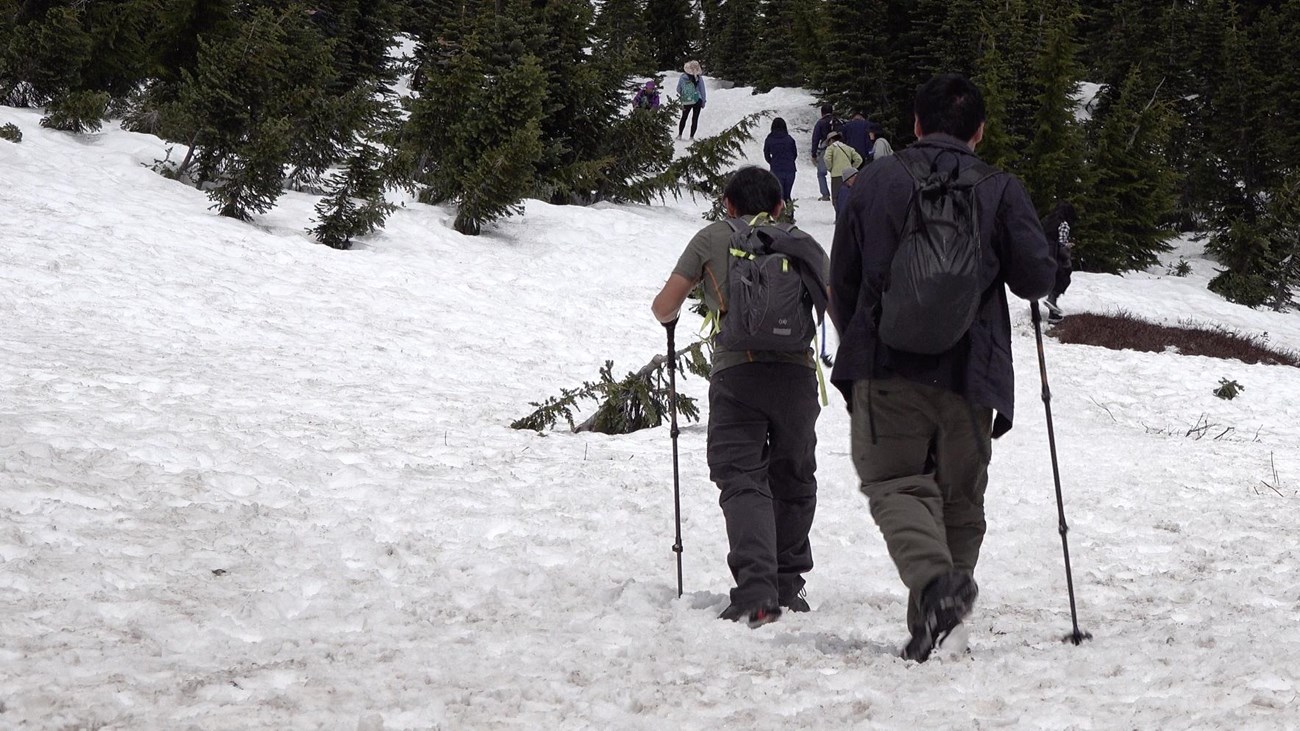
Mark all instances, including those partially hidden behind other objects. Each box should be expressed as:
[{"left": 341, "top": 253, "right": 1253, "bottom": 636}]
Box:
[{"left": 3, "top": 79, "right": 1299, "bottom": 730}]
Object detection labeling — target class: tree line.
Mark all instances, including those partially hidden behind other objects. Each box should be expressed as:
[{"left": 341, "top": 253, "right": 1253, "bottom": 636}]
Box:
[{"left": 2, "top": 0, "right": 1297, "bottom": 308}]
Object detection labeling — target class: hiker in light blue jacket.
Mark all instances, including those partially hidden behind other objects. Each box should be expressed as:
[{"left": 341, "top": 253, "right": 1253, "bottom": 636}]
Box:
[{"left": 677, "top": 60, "right": 707, "bottom": 139}]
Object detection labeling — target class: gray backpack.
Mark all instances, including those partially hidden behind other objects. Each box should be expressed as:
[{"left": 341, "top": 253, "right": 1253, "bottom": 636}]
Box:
[
  {"left": 877, "top": 150, "right": 999, "bottom": 354},
  {"left": 717, "top": 218, "right": 826, "bottom": 352}
]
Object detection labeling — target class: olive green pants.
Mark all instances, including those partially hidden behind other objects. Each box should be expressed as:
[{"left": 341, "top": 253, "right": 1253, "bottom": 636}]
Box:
[{"left": 850, "top": 378, "right": 992, "bottom": 629}]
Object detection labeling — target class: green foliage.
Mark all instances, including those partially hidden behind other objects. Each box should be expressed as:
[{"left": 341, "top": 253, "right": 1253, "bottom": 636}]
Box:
[
  {"left": 581, "top": 100, "right": 676, "bottom": 205},
  {"left": 171, "top": 5, "right": 341, "bottom": 219},
  {"left": 0, "top": 122, "right": 20, "bottom": 142},
  {"left": 644, "top": 0, "right": 695, "bottom": 71},
  {"left": 752, "top": 0, "right": 814, "bottom": 92},
  {"left": 592, "top": 0, "right": 651, "bottom": 73},
  {"left": 311, "top": 141, "right": 398, "bottom": 249},
  {"left": 1167, "top": 258, "right": 1192, "bottom": 277},
  {"left": 1019, "top": 3, "right": 1085, "bottom": 211},
  {"left": 405, "top": 10, "right": 546, "bottom": 236},
  {"left": 154, "top": 0, "right": 238, "bottom": 86},
  {"left": 0, "top": 5, "right": 91, "bottom": 105},
  {"left": 972, "top": 18, "right": 1022, "bottom": 171},
  {"left": 1208, "top": 170, "right": 1300, "bottom": 309},
  {"left": 39, "top": 90, "right": 110, "bottom": 133},
  {"left": 812, "top": 0, "right": 889, "bottom": 122},
  {"left": 512, "top": 341, "right": 711, "bottom": 434},
  {"left": 701, "top": 0, "right": 761, "bottom": 86},
  {"left": 1214, "top": 378, "right": 1244, "bottom": 400},
  {"left": 626, "top": 111, "right": 767, "bottom": 217},
  {"left": 404, "top": 0, "right": 676, "bottom": 233},
  {"left": 208, "top": 117, "right": 294, "bottom": 220},
  {"left": 1074, "top": 68, "right": 1178, "bottom": 273}
]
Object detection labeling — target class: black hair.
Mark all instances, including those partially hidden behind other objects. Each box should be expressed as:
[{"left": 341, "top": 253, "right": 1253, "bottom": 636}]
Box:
[
  {"left": 723, "top": 166, "right": 783, "bottom": 217},
  {"left": 820, "top": 103, "right": 834, "bottom": 116},
  {"left": 914, "top": 73, "right": 986, "bottom": 141},
  {"left": 1041, "top": 200, "right": 1078, "bottom": 234},
  {"left": 770, "top": 117, "right": 788, "bottom": 135}
]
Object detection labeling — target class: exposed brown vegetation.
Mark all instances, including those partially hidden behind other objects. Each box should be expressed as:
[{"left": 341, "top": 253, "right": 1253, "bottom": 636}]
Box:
[{"left": 1050, "top": 311, "right": 1300, "bottom": 368}]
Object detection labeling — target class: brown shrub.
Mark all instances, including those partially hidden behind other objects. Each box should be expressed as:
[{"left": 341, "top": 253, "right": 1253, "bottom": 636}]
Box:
[{"left": 1050, "top": 311, "right": 1300, "bottom": 367}]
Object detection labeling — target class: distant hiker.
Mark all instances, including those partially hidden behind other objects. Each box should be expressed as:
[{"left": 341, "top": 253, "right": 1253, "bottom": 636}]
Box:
[
  {"left": 822, "top": 130, "right": 862, "bottom": 216},
  {"left": 652, "top": 166, "right": 830, "bottom": 629},
  {"left": 633, "top": 80, "right": 661, "bottom": 111},
  {"left": 1041, "top": 200, "right": 1077, "bottom": 324},
  {"left": 677, "top": 61, "right": 707, "bottom": 139},
  {"left": 842, "top": 112, "right": 872, "bottom": 162},
  {"left": 764, "top": 117, "right": 798, "bottom": 206},
  {"left": 810, "top": 104, "right": 841, "bottom": 201},
  {"left": 829, "top": 74, "right": 1056, "bottom": 662},
  {"left": 869, "top": 122, "right": 894, "bottom": 161}
]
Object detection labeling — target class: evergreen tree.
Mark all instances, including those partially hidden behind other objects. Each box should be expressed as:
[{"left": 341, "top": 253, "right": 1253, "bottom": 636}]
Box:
[
  {"left": 311, "top": 139, "right": 398, "bottom": 249},
  {"left": 154, "top": 0, "right": 237, "bottom": 85},
  {"left": 79, "top": 0, "right": 160, "bottom": 97},
  {"left": 0, "top": 4, "right": 91, "bottom": 105},
  {"left": 308, "top": 0, "right": 401, "bottom": 92},
  {"left": 701, "top": 0, "right": 762, "bottom": 85},
  {"left": 644, "top": 0, "right": 694, "bottom": 71},
  {"left": 903, "top": 0, "right": 983, "bottom": 79},
  {"left": 972, "top": 0, "right": 1037, "bottom": 160},
  {"left": 406, "top": 8, "right": 546, "bottom": 235},
  {"left": 813, "top": 0, "right": 890, "bottom": 120},
  {"left": 752, "top": 0, "right": 811, "bottom": 92},
  {"left": 972, "top": 16, "right": 1023, "bottom": 171},
  {"left": 1075, "top": 68, "right": 1178, "bottom": 273},
  {"left": 592, "top": 0, "right": 651, "bottom": 72},
  {"left": 1253, "top": 0, "right": 1300, "bottom": 197},
  {"left": 1202, "top": 3, "right": 1279, "bottom": 302},
  {"left": 39, "top": 89, "right": 109, "bottom": 132},
  {"left": 171, "top": 4, "right": 339, "bottom": 220},
  {"left": 1019, "top": 2, "right": 1086, "bottom": 212}
]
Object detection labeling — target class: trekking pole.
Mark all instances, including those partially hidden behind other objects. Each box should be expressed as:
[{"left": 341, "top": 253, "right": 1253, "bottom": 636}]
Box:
[
  {"left": 665, "top": 319, "right": 684, "bottom": 598},
  {"left": 1031, "top": 301, "right": 1091, "bottom": 646}
]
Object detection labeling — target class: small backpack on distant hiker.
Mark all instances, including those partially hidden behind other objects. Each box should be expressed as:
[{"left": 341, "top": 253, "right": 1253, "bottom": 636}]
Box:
[
  {"left": 679, "top": 75, "right": 700, "bottom": 105},
  {"left": 876, "top": 150, "right": 1000, "bottom": 354},
  {"left": 817, "top": 116, "right": 844, "bottom": 155},
  {"left": 717, "top": 217, "right": 828, "bottom": 352}
]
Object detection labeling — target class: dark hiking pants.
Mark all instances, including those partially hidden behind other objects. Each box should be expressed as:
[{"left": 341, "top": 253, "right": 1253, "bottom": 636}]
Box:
[
  {"left": 849, "top": 378, "right": 992, "bottom": 629},
  {"left": 679, "top": 102, "right": 702, "bottom": 138},
  {"left": 707, "top": 362, "right": 820, "bottom": 607}
]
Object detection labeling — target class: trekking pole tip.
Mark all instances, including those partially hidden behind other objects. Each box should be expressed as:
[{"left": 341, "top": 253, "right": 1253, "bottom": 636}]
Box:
[{"left": 1062, "top": 630, "right": 1093, "bottom": 646}]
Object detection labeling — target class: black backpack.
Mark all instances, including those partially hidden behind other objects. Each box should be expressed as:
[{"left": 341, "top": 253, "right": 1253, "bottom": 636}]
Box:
[
  {"left": 877, "top": 150, "right": 1000, "bottom": 354},
  {"left": 817, "top": 116, "right": 844, "bottom": 152},
  {"left": 717, "top": 218, "right": 827, "bottom": 352}
]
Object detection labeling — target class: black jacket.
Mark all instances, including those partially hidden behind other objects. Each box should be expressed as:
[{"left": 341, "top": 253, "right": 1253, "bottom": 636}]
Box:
[{"left": 828, "top": 134, "right": 1056, "bottom": 437}]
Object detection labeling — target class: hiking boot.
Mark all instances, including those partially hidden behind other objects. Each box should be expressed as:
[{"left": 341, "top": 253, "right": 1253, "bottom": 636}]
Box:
[
  {"left": 718, "top": 600, "right": 783, "bottom": 628},
  {"left": 1044, "top": 298, "right": 1063, "bottom": 324},
  {"left": 818, "top": 195, "right": 830, "bottom": 201},
  {"left": 780, "top": 588, "right": 811, "bottom": 613},
  {"left": 900, "top": 572, "right": 979, "bottom": 663}
]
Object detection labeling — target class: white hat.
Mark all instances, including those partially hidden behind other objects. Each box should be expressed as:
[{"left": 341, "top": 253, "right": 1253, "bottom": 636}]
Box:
[{"left": 684, "top": 60, "right": 702, "bottom": 75}]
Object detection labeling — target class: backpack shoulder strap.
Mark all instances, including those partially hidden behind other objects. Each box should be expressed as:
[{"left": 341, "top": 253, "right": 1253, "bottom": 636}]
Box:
[{"left": 725, "top": 217, "right": 758, "bottom": 257}]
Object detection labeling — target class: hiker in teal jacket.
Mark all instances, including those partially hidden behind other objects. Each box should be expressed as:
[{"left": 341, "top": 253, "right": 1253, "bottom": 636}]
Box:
[{"left": 677, "top": 60, "right": 707, "bottom": 139}]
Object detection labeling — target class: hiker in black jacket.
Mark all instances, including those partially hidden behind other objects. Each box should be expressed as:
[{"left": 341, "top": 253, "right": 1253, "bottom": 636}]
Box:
[{"left": 829, "top": 74, "right": 1056, "bottom": 662}]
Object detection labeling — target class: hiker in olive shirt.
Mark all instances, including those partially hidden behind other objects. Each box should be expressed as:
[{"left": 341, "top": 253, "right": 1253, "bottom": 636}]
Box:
[{"left": 652, "top": 167, "right": 829, "bottom": 628}]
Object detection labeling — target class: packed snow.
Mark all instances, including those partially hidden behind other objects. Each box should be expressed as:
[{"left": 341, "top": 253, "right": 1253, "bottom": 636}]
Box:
[{"left": 3, "top": 74, "right": 1300, "bottom": 730}]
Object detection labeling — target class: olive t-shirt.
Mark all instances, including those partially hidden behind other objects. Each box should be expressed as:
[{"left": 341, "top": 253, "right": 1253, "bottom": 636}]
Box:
[{"left": 672, "top": 220, "right": 817, "bottom": 374}]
